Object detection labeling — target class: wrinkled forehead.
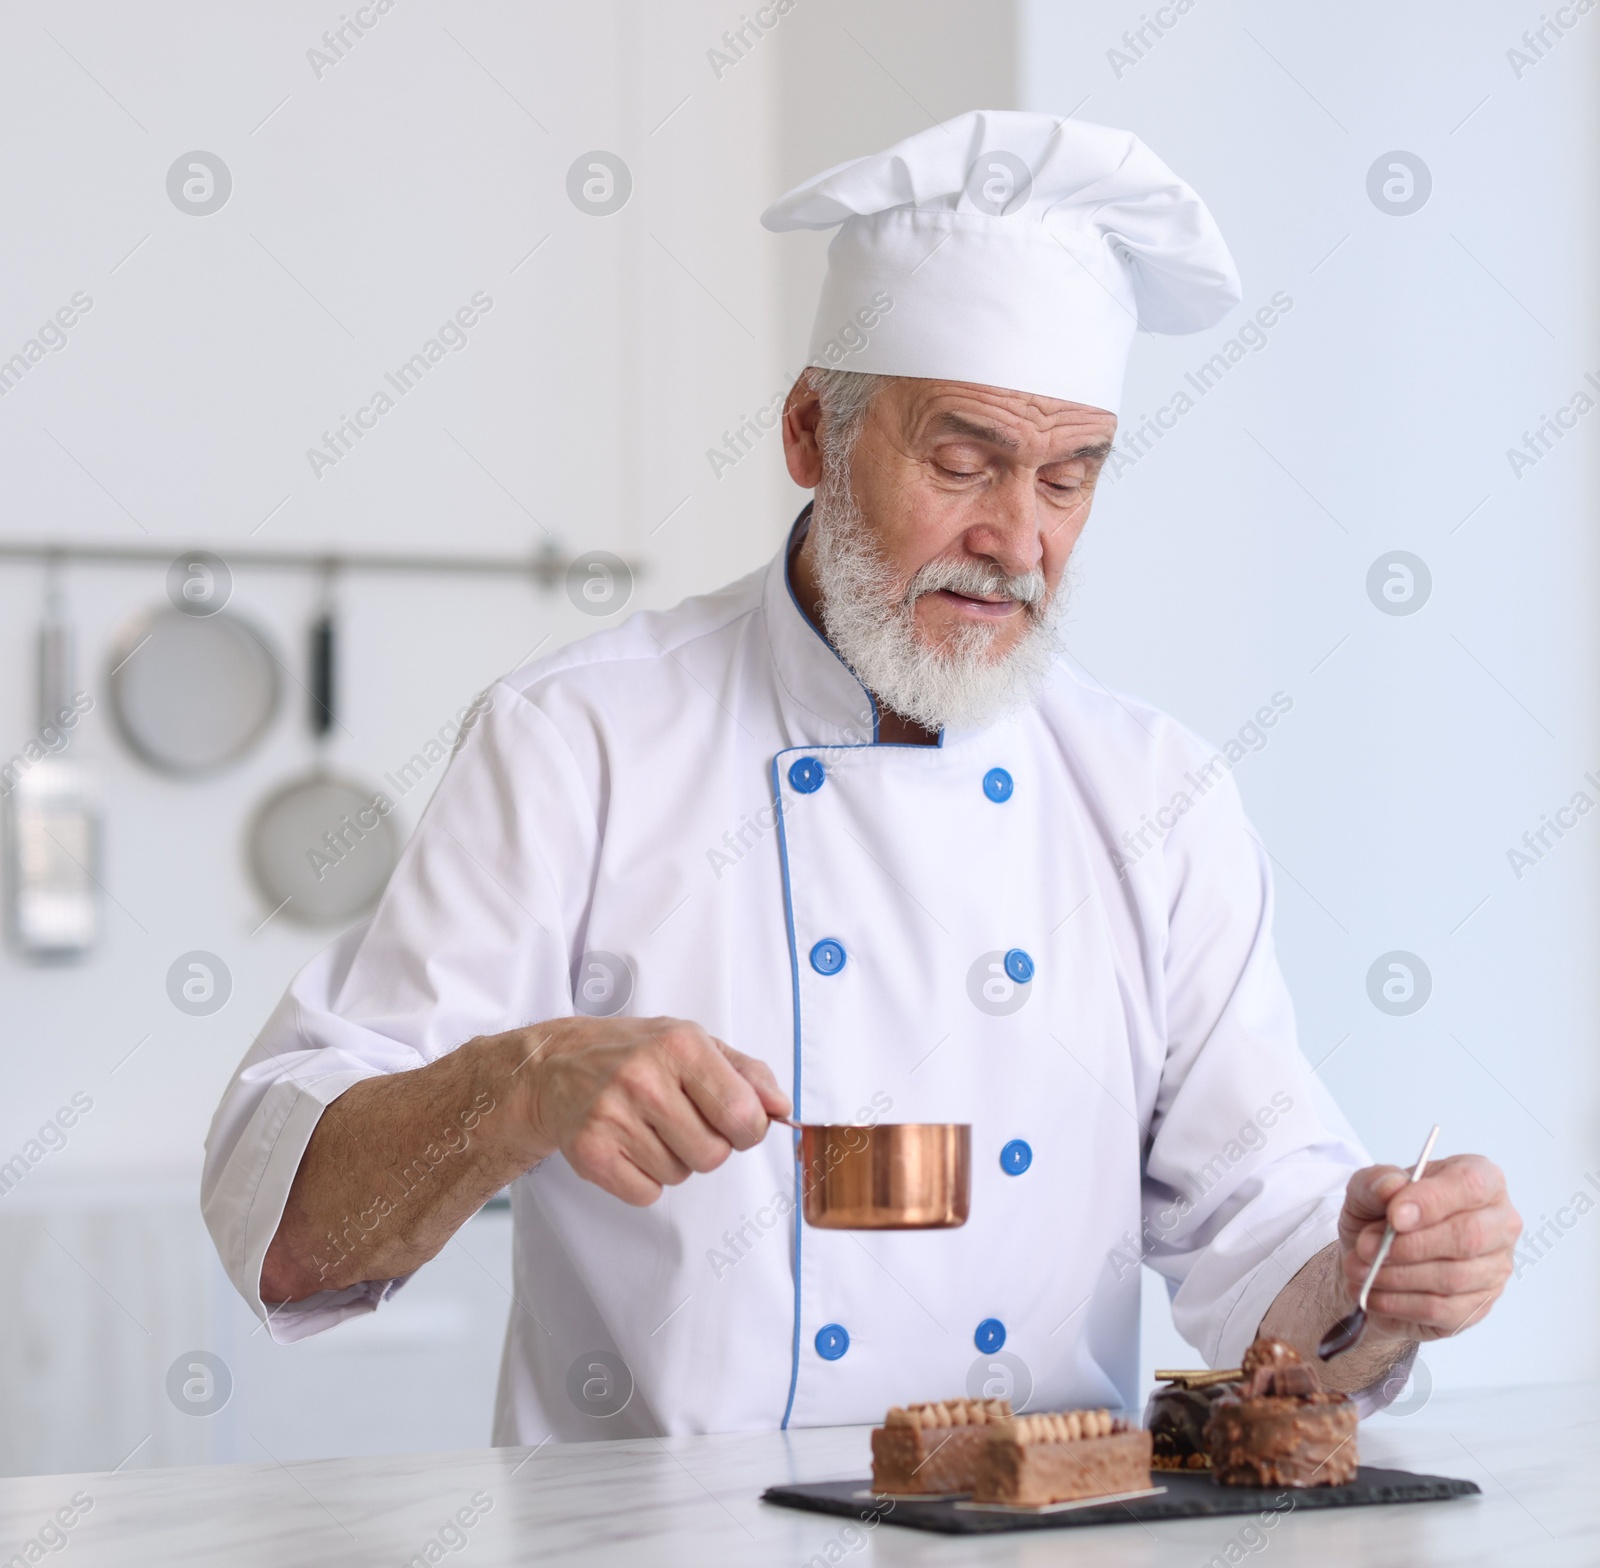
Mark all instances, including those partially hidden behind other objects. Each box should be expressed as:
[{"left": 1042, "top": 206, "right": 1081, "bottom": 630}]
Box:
[{"left": 884, "top": 378, "right": 1118, "bottom": 457}]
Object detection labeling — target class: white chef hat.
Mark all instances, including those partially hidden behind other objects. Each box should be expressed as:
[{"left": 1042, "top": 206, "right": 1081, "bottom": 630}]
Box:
[{"left": 761, "top": 110, "right": 1241, "bottom": 415}]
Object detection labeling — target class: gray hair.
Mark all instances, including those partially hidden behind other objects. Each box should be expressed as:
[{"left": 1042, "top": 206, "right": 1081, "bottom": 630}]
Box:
[{"left": 804, "top": 367, "right": 885, "bottom": 485}]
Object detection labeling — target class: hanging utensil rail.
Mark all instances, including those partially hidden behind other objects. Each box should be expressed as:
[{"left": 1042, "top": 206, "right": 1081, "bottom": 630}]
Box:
[{"left": 0, "top": 539, "right": 636, "bottom": 588}]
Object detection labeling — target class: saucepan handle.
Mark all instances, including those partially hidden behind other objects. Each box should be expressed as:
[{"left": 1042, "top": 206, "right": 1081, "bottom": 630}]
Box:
[{"left": 310, "top": 612, "right": 335, "bottom": 737}]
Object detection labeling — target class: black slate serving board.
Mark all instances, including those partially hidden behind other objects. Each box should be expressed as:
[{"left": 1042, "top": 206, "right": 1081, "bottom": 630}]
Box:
[{"left": 762, "top": 1465, "right": 1480, "bottom": 1535}]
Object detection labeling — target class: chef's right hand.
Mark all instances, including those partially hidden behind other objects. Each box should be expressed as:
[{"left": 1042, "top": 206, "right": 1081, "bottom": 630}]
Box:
[{"left": 509, "top": 1016, "right": 791, "bottom": 1205}]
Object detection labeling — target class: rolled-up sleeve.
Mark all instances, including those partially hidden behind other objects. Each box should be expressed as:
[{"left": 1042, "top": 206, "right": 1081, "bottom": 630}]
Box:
[
  {"left": 200, "top": 681, "right": 595, "bottom": 1341},
  {"left": 1134, "top": 761, "right": 1367, "bottom": 1370}
]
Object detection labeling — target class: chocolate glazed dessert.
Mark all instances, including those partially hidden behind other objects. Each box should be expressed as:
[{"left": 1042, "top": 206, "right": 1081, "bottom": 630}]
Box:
[
  {"left": 1144, "top": 1369, "right": 1242, "bottom": 1470},
  {"left": 1205, "top": 1338, "right": 1358, "bottom": 1488}
]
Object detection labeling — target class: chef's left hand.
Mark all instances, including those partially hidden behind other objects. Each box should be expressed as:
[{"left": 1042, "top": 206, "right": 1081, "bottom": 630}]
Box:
[{"left": 1338, "top": 1154, "right": 1521, "bottom": 1343}]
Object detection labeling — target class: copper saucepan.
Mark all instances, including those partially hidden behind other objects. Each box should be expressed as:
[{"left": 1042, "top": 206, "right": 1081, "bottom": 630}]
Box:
[{"left": 774, "top": 1119, "right": 971, "bottom": 1229}]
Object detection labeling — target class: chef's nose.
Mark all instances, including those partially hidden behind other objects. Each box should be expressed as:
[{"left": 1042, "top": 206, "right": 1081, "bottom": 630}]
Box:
[{"left": 962, "top": 473, "right": 1044, "bottom": 579}]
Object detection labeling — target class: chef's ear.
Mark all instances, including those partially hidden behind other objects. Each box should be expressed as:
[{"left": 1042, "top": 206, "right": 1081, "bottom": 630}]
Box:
[{"left": 782, "top": 376, "right": 824, "bottom": 489}]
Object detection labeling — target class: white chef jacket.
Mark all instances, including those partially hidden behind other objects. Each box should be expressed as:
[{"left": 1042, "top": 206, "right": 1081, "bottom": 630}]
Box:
[{"left": 202, "top": 510, "right": 1369, "bottom": 1443}]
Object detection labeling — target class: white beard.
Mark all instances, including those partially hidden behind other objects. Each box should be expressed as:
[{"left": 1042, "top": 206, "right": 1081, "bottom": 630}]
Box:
[{"left": 808, "top": 474, "right": 1067, "bottom": 734}]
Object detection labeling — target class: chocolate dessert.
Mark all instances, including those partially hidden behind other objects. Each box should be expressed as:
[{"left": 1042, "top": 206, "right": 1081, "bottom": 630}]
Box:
[
  {"left": 870, "top": 1398, "right": 1011, "bottom": 1494},
  {"left": 1144, "top": 1368, "right": 1242, "bottom": 1470},
  {"left": 1205, "top": 1337, "right": 1358, "bottom": 1488},
  {"left": 971, "top": 1409, "right": 1153, "bottom": 1507}
]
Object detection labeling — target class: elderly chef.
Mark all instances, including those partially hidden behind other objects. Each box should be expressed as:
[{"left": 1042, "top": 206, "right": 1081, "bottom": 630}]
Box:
[{"left": 204, "top": 111, "right": 1520, "bottom": 1442}]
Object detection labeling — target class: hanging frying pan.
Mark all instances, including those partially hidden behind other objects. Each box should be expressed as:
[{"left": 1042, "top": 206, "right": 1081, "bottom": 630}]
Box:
[
  {"left": 107, "top": 606, "right": 281, "bottom": 775},
  {"left": 245, "top": 592, "right": 399, "bottom": 927}
]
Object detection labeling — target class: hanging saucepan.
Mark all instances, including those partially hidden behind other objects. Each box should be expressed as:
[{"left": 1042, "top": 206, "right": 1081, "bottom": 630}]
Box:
[
  {"left": 107, "top": 605, "right": 280, "bottom": 775},
  {"left": 245, "top": 590, "right": 399, "bottom": 926},
  {"left": 775, "top": 1119, "right": 972, "bottom": 1229}
]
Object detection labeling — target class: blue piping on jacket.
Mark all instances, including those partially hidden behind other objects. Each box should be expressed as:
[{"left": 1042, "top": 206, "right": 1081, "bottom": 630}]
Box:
[{"left": 772, "top": 504, "right": 952, "bottom": 1429}]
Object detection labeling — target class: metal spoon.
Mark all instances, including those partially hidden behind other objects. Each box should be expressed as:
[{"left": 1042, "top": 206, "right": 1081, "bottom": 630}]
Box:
[{"left": 1317, "top": 1124, "right": 1441, "bottom": 1361}]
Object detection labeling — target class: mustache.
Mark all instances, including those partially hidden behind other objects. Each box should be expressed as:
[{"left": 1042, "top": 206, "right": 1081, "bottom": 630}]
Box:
[{"left": 905, "top": 554, "right": 1049, "bottom": 611}]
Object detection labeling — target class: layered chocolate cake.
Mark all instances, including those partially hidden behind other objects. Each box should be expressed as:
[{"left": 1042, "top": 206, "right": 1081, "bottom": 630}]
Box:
[
  {"left": 1144, "top": 1368, "right": 1242, "bottom": 1470},
  {"left": 1204, "top": 1337, "right": 1358, "bottom": 1488},
  {"left": 870, "top": 1398, "right": 1011, "bottom": 1494},
  {"left": 971, "top": 1410, "right": 1153, "bottom": 1507}
]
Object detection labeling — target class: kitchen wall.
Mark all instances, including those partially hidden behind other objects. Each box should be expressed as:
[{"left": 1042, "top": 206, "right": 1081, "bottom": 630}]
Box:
[
  {"left": 0, "top": 0, "right": 793, "bottom": 1197},
  {"left": 1019, "top": 0, "right": 1600, "bottom": 1400}
]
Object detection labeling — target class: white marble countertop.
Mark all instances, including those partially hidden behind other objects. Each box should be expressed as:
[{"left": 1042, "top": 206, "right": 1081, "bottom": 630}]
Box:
[{"left": 1, "top": 1382, "right": 1592, "bottom": 1567}]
